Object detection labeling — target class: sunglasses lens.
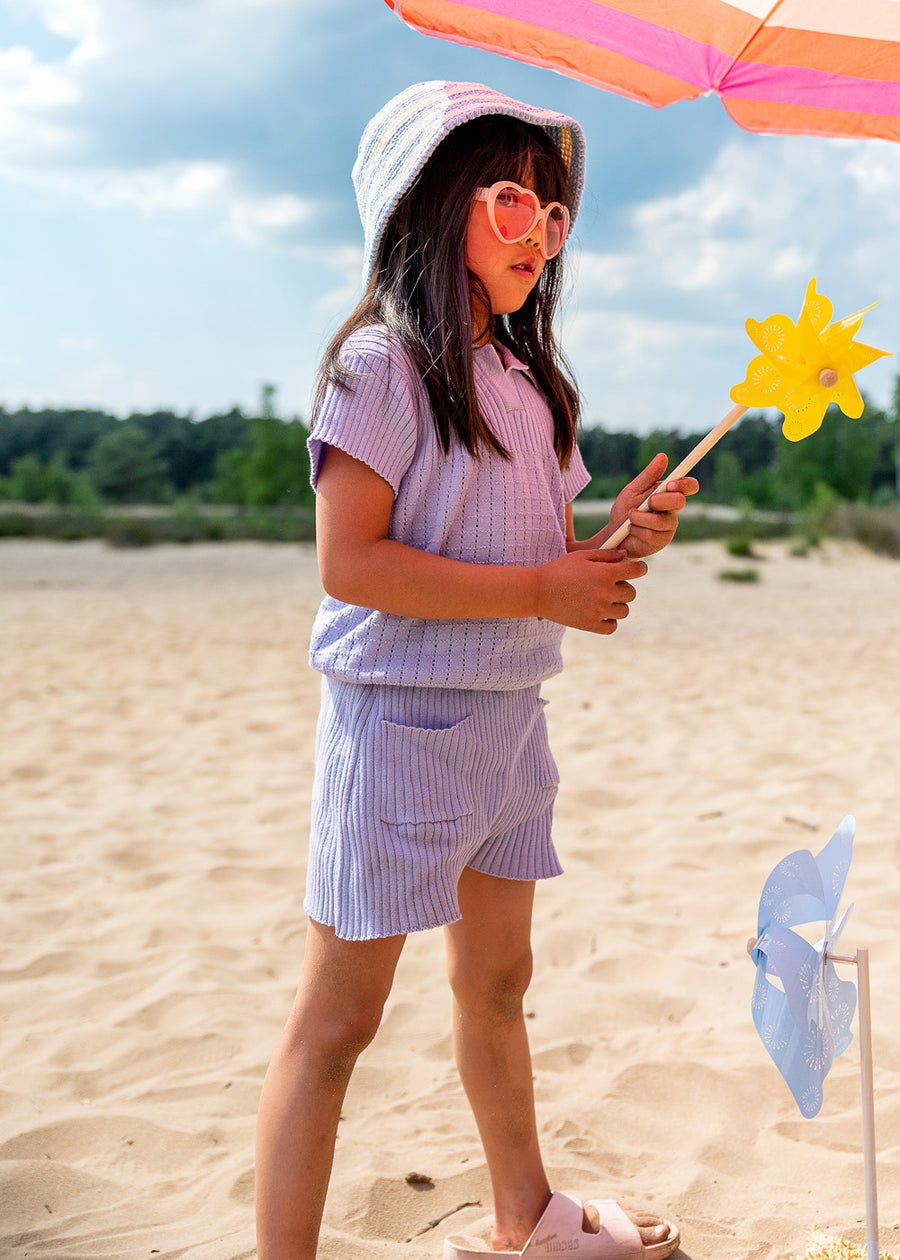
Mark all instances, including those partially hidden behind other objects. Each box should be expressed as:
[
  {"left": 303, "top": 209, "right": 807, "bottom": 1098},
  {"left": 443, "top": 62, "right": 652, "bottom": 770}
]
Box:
[
  {"left": 491, "top": 185, "right": 538, "bottom": 241},
  {"left": 545, "top": 205, "right": 568, "bottom": 257}
]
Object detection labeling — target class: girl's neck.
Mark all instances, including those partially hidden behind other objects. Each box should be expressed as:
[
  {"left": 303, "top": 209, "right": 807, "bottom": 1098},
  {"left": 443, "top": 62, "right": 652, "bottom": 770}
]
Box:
[
  {"left": 472, "top": 314, "right": 492, "bottom": 346},
  {"left": 470, "top": 294, "right": 493, "bottom": 347}
]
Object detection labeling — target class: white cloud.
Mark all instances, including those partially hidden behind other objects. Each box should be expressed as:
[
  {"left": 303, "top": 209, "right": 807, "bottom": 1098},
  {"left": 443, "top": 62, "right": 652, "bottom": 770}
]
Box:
[
  {"left": 844, "top": 143, "right": 900, "bottom": 205},
  {"left": 16, "top": 0, "right": 100, "bottom": 44},
  {"left": 0, "top": 44, "right": 75, "bottom": 108},
  {"left": 562, "top": 304, "right": 743, "bottom": 431},
  {"left": 575, "top": 136, "right": 900, "bottom": 308},
  {"left": 86, "top": 160, "right": 233, "bottom": 214},
  {"left": 0, "top": 144, "right": 339, "bottom": 263},
  {"left": 0, "top": 0, "right": 355, "bottom": 261},
  {"left": 0, "top": 0, "right": 329, "bottom": 172},
  {"left": 311, "top": 244, "right": 366, "bottom": 318},
  {"left": 565, "top": 134, "right": 899, "bottom": 431},
  {"left": 58, "top": 332, "right": 98, "bottom": 352},
  {"left": 229, "top": 191, "right": 315, "bottom": 248},
  {"left": 0, "top": 43, "right": 79, "bottom": 156}
]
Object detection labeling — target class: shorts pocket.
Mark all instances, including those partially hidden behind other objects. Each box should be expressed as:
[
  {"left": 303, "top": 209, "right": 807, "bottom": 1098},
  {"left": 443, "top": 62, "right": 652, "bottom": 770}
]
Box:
[{"left": 378, "top": 716, "right": 475, "bottom": 826}]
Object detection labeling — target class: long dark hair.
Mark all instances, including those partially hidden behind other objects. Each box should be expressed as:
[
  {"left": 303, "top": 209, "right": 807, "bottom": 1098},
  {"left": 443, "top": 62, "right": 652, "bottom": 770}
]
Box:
[{"left": 315, "top": 114, "right": 581, "bottom": 467}]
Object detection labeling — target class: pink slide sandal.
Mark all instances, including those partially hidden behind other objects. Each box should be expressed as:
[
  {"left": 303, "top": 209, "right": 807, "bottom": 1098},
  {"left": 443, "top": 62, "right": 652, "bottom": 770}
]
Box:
[{"left": 443, "top": 1191, "right": 680, "bottom": 1258}]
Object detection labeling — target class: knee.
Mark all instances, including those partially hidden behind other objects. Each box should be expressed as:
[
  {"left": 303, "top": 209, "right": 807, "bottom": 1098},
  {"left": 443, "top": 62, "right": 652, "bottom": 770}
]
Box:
[
  {"left": 287, "top": 990, "right": 386, "bottom": 1068},
  {"left": 449, "top": 946, "right": 534, "bottom": 1022},
  {"left": 325, "top": 999, "right": 385, "bottom": 1059}
]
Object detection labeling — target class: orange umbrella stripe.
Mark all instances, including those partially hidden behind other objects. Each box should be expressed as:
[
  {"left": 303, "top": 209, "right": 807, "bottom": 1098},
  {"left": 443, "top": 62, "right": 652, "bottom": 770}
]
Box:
[
  {"left": 748, "top": 25, "right": 900, "bottom": 81},
  {"left": 726, "top": 95, "right": 900, "bottom": 142}
]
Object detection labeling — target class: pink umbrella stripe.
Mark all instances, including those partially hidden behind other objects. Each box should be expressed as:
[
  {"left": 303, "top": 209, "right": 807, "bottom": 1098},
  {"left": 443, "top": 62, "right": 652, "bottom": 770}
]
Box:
[{"left": 724, "top": 62, "right": 900, "bottom": 114}]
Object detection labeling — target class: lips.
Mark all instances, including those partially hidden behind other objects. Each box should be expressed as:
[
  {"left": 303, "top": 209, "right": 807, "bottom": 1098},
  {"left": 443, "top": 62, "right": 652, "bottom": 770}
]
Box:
[{"left": 512, "top": 257, "right": 537, "bottom": 276}]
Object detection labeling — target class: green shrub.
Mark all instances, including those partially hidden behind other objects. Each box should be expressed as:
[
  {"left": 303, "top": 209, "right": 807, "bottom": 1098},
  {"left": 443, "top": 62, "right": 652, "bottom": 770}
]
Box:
[
  {"left": 828, "top": 504, "right": 900, "bottom": 559},
  {"left": 0, "top": 511, "right": 37, "bottom": 537},
  {"left": 105, "top": 516, "right": 159, "bottom": 548},
  {"left": 0, "top": 508, "right": 104, "bottom": 539},
  {"left": 725, "top": 535, "right": 761, "bottom": 559},
  {"left": 674, "top": 515, "right": 791, "bottom": 544}
]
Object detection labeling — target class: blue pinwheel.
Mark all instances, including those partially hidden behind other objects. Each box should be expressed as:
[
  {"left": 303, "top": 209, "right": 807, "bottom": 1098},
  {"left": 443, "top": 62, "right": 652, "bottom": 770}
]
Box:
[{"left": 750, "top": 815, "right": 857, "bottom": 1118}]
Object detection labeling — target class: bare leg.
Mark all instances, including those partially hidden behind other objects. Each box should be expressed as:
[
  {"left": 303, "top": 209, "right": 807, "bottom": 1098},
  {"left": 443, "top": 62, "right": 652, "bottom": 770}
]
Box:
[
  {"left": 444, "top": 867, "right": 673, "bottom": 1253},
  {"left": 255, "top": 919, "right": 405, "bottom": 1260},
  {"left": 444, "top": 868, "right": 551, "bottom": 1250}
]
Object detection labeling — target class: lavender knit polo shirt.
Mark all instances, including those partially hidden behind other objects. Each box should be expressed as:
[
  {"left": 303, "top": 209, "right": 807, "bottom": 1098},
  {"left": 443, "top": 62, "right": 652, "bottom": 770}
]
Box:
[{"left": 307, "top": 326, "right": 590, "bottom": 690}]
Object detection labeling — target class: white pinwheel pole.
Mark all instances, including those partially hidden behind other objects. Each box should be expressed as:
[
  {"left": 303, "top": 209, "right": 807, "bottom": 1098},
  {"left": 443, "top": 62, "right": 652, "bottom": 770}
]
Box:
[{"left": 827, "top": 946, "right": 879, "bottom": 1260}]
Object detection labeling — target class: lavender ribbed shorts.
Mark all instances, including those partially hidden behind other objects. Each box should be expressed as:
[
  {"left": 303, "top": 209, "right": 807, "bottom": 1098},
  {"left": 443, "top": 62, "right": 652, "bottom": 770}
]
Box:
[{"left": 304, "top": 677, "right": 563, "bottom": 940}]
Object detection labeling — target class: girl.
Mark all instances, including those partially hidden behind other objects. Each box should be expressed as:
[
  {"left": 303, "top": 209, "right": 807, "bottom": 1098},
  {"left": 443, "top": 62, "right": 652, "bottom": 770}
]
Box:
[{"left": 255, "top": 81, "right": 695, "bottom": 1259}]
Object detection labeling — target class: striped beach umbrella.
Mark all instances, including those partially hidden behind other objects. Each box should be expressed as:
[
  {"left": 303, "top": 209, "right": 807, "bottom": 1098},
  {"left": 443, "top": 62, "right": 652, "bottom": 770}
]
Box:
[{"left": 383, "top": 0, "right": 900, "bottom": 142}]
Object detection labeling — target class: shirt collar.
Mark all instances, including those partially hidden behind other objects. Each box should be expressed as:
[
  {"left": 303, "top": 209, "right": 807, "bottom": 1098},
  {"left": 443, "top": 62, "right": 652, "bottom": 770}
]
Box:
[{"left": 473, "top": 339, "right": 533, "bottom": 379}]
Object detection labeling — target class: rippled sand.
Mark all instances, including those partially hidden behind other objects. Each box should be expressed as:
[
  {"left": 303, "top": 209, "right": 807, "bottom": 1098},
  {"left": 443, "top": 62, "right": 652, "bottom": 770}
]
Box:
[{"left": 2, "top": 538, "right": 898, "bottom": 1259}]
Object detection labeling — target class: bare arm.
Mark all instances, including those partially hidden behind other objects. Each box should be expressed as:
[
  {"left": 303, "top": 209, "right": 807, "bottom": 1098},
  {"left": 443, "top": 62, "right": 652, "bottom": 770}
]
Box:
[{"left": 315, "top": 445, "right": 649, "bottom": 635}]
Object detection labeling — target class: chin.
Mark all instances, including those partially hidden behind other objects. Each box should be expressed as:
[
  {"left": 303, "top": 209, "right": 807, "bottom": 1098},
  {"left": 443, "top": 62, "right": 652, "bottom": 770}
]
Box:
[{"left": 495, "top": 295, "right": 530, "bottom": 316}]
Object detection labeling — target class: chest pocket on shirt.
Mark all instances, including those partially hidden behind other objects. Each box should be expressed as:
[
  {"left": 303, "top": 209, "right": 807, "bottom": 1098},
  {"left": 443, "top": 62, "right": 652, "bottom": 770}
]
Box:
[{"left": 378, "top": 716, "right": 475, "bottom": 832}]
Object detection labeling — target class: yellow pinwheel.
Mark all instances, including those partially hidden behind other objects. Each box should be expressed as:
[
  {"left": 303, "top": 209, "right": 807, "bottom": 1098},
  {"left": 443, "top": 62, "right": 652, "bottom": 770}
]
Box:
[
  {"left": 601, "top": 278, "right": 889, "bottom": 551},
  {"left": 730, "top": 278, "right": 890, "bottom": 441}
]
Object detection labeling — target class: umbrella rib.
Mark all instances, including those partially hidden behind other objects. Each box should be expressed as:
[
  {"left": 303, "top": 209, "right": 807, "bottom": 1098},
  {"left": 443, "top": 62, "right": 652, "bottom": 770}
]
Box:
[{"left": 715, "top": 0, "right": 786, "bottom": 93}]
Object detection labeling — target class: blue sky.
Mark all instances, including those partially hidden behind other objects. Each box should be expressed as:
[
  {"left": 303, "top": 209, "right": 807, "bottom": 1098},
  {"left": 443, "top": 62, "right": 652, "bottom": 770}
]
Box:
[{"left": 1, "top": 0, "right": 897, "bottom": 434}]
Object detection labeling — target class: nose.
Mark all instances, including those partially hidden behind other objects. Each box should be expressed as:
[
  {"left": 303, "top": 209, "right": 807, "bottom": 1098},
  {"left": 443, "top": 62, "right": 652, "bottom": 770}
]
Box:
[{"left": 524, "top": 222, "right": 544, "bottom": 254}]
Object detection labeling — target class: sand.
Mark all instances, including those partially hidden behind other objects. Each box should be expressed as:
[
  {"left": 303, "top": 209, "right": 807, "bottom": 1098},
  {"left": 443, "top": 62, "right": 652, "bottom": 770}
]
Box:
[{"left": 1, "top": 537, "right": 898, "bottom": 1260}]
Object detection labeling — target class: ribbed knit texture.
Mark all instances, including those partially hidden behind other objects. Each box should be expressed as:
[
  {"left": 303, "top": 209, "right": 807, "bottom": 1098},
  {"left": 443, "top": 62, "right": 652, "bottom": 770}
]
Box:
[
  {"left": 304, "top": 678, "right": 562, "bottom": 940},
  {"left": 353, "top": 80, "right": 586, "bottom": 286},
  {"left": 307, "top": 326, "right": 590, "bottom": 691}
]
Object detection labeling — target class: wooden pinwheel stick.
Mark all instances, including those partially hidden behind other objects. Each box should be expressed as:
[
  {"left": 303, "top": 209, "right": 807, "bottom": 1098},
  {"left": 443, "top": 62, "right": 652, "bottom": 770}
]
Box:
[
  {"left": 600, "top": 404, "right": 748, "bottom": 550},
  {"left": 827, "top": 946, "right": 879, "bottom": 1260}
]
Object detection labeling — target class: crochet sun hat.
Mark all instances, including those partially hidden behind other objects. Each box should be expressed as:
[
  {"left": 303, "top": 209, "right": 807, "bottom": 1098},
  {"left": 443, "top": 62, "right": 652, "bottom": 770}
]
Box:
[{"left": 352, "top": 80, "right": 587, "bottom": 287}]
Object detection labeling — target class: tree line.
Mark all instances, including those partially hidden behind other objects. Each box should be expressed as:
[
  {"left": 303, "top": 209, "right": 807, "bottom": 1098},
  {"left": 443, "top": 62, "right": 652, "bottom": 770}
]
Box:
[
  {"left": 0, "top": 385, "right": 314, "bottom": 511},
  {"left": 580, "top": 381, "right": 900, "bottom": 510},
  {"left": 1, "top": 377, "right": 898, "bottom": 511}
]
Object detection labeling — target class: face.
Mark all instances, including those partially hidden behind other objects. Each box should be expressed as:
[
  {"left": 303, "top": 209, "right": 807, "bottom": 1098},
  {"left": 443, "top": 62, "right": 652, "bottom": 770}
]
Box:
[{"left": 465, "top": 178, "right": 550, "bottom": 335}]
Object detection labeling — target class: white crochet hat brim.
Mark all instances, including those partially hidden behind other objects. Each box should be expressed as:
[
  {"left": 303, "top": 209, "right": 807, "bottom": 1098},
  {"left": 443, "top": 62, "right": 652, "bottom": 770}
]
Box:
[{"left": 353, "top": 80, "right": 586, "bottom": 287}]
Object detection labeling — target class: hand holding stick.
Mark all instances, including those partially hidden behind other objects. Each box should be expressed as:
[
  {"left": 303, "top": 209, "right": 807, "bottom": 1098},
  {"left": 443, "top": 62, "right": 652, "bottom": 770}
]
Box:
[{"left": 600, "top": 404, "right": 747, "bottom": 551}]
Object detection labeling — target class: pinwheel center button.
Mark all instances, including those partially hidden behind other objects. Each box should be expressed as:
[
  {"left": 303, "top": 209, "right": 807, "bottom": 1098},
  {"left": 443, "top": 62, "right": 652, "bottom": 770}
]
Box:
[{"left": 818, "top": 368, "right": 840, "bottom": 387}]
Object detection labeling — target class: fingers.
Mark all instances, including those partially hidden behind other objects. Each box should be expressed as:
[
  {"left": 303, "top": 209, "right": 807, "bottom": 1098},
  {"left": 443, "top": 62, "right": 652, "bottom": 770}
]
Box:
[
  {"left": 593, "top": 600, "right": 633, "bottom": 635},
  {"left": 584, "top": 551, "right": 649, "bottom": 581},
  {"left": 634, "top": 452, "right": 669, "bottom": 486},
  {"left": 613, "top": 467, "right": 701, "bottom": 559},
  {"left": 630, "top": 477, "right": 700, "bottom": 542},
  {"left": 576, "top": 556, "right": 645, "bottom": 633},
  {"left": 535, "top": 551, "right": 647, "bottom": 634},
  {"left": 645, "top": 476, "right": 699, "bottom": 512},
  {"left": 630, "top": 505, "right": 679, "bottom": 534}
]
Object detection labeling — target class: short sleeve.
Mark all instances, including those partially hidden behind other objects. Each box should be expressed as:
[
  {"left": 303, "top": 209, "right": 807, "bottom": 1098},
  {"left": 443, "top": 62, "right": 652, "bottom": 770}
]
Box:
[
  {"left": 308, "top": 329, "right": 421, "bottom": 494},
  {"left": 562, "top": 441, "right": 591, "bottom": 504}
]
